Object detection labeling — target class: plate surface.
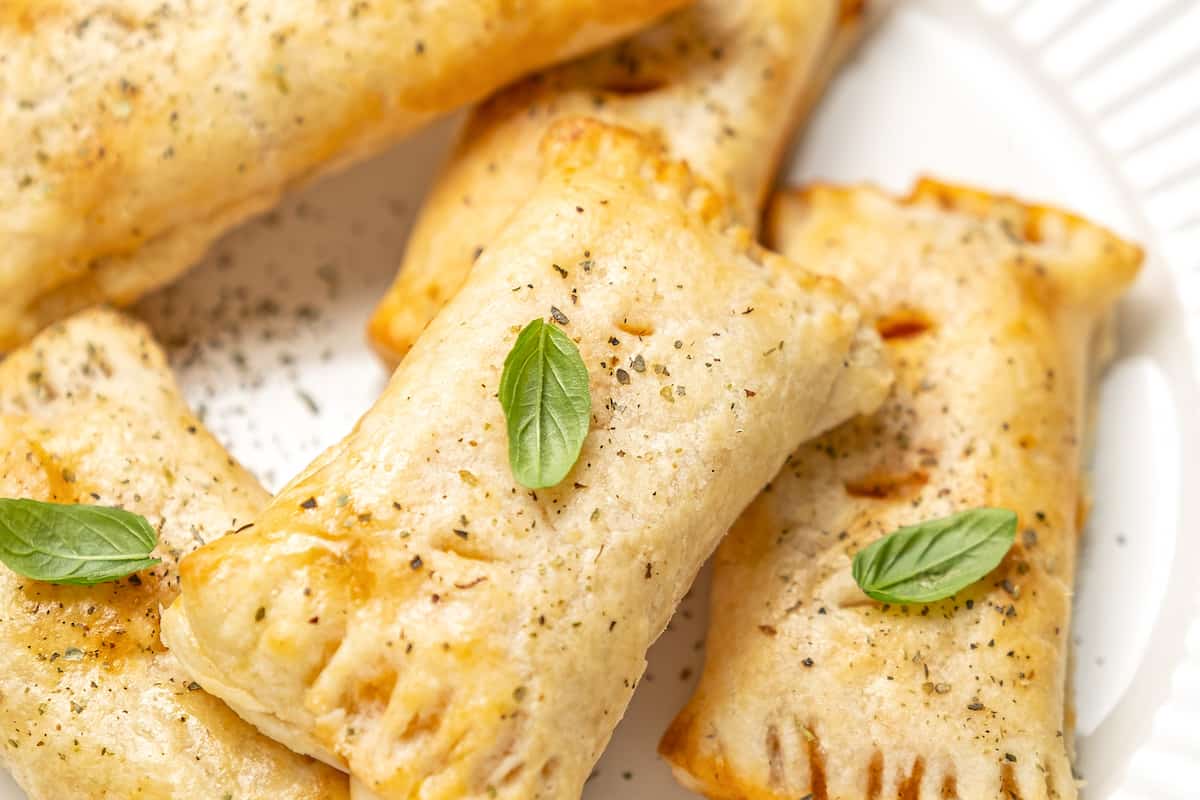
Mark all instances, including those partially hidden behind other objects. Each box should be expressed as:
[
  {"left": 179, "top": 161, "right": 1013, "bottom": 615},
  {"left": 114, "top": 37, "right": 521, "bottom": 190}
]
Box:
[{"left": 3, "top": 0, "right": 1198, "bottom": 797}]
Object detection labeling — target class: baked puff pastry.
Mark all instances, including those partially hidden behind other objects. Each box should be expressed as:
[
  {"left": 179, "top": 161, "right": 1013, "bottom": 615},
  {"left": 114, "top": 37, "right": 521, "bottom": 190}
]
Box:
[
  {"left": 0, "top": 0, "right": 686, "bottom": 351},
  {"left": 660, "top": 182, "right": 1142, "bottom": 800},
  {"left": 0, "top": 309, "right": 349, "bottom": 799},
  {"left": 367, "top": 0, "right": 875, "bottom": 365},
  {"left": 163, "top": 120, "right": 892, "bottom": 800}
]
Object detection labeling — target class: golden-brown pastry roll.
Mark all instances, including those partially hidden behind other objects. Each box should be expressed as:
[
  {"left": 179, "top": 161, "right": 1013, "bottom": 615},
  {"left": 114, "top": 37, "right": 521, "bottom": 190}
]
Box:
[
  {"left": 162, "top": 120, "right": 892, "bottom": 800},
  {"left": 0, "top": 0, "right": 686, "bottom": 351},
  {"left": 367, "top": 0, "right": 873, "bottom": 365},
  {"left": 0, "top": 309, "right": 349, "bottom": 799},
  {"left": 660, "top": 181, "right": 1142, "bottom": 800}
]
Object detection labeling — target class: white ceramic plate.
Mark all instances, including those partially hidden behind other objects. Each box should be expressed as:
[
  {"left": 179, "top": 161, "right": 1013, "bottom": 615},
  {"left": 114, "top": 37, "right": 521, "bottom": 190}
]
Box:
[{"left": 5, "top": 0, "right": 1198, "bottom": 797}]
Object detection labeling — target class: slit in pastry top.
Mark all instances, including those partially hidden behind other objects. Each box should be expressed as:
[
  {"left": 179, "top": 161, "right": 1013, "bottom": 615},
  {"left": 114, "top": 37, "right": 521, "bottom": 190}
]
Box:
[
  {"left": 0, "top": 309, "right": 349, "bottom": 800},
  {"left": 660, "top": 181, "right": 1142, "bottom": 800},
  {"left": 162, "top": 120, "right": 892, "bottom": 800},
  {"left": 0, "top": 0, "right": 687, "bottom": 351},
  {"left": 367, "top": 0, "right": 878, "bottom": 366}
]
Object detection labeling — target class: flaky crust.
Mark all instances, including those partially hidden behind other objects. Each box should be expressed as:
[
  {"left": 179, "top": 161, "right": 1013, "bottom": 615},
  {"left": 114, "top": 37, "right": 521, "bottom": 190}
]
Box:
[
  {"left": 367, "top": 0, "right": 874, "bottom": 365},
  {"left": 660, "top": 181, "right": 1142, "bottom": 800},
  {"left": 164, "top": 120, "right": 890, "bottom": 800},
  {"left": 0, "top": 0, "right": 686, "bottom": 350},
  {"left": 0, "top": 309, "right": 349, "bottom": 799}
]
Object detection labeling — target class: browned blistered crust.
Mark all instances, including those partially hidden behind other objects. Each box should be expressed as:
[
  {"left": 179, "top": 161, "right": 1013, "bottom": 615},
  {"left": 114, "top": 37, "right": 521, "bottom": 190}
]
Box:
[
  {"left": 0, "top": 0, "right": 686, "bottom": 350},
  {"left": 164, "top": 120, "right": 891, "bottom": 800},
  {"left": 661, "top": 180, "right": 1141, "bottom": 800},
  {"left": 0, "top": 309, "right": 350, "bottom": 799},
  {"left": 367, "top": 0, "right": 875, "bottom": 366}
]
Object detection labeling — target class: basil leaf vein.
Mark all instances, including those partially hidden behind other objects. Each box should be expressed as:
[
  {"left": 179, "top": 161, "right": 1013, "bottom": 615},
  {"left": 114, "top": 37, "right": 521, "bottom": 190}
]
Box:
[
  {"left": 499, "top": 318, "right": 591, "bottom": 489},
  {"left": 0, "top": 499, "right": 161, "bottom": 585},
  {"left": 851, "top": 507, "right": 1017, "bottom": 604}
]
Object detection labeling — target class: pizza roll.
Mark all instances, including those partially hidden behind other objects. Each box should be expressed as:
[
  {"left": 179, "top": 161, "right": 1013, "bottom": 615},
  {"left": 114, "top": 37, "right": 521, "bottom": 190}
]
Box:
[
  {"left": 0, "top": 0, "right": 685, "bottom": 350},
  {"left": 660, "top": 181, "right": 1142, "bottom": 800},
  {"left": 0, "top": 309, "right": 349, "bottom": 799},
  {"left": 368, "top": 0, "right": 875, "bottom": 365},
  {"left": 163, "top": 120, "right": 891, "bottom": 800}
]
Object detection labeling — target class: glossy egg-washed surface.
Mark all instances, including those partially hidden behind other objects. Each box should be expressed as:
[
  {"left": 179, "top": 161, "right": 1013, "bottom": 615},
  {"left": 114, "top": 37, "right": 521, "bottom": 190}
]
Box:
[
  {"left": 163, "top": 120, "right": 892, "bottom": 800},
  {"left": 0, "top": 310, "right": 349, "bottom": 799},
  {"left": 0, "top": 0, "right": 686, "bottom": 351},
  {"left": 661, "top": 182, "right": 1142, "bottom": 800},
  {"left": 367, "top": 0, "right": 872, "bottom": 365}
]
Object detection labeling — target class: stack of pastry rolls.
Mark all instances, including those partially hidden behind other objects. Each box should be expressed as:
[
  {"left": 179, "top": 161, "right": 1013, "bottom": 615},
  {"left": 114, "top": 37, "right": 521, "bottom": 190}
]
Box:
[
  {"left": 161, "top": 3, "right": 894, "bottom": 797},
  {"left": 0, "top": 1, "right": 1146, "bottom": 799}
]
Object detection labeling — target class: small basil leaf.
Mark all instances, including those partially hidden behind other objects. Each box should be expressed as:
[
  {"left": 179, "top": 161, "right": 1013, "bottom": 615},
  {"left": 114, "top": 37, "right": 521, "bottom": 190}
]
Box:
[
  {"left": 499, "top": 318, "right": 591, "bottom": 489},
  {"left": 0, "top": 499, "right": 161, "bottom": 586},
  {"left": 851, "top": 508, "right": 1017, "bottom": 604}
]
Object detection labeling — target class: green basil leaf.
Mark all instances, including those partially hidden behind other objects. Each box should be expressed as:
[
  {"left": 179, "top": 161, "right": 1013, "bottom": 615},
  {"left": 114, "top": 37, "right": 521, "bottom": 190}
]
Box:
[
  {"left": 0, "top": 499, "right": 161, "bottom": 585},
  {"left": 851, "top": 507, "right": 1017, "bottom": 604},
  {"left": 499, "top": 318, "right": 591, "bottom": 489}
]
